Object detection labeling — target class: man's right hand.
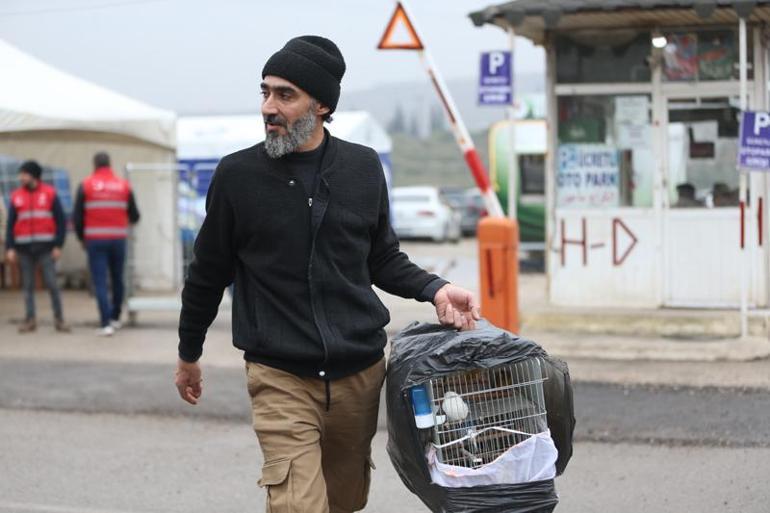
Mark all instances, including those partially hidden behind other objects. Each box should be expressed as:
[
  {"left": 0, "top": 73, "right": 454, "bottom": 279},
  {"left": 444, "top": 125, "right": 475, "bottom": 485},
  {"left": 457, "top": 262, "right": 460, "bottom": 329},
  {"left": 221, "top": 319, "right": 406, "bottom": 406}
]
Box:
[
  {"left": 5, "top": 249, "right": 16, "bottom": 264},
  {"left": 174, "top": 358, "right": 203, "bottom": 405}
]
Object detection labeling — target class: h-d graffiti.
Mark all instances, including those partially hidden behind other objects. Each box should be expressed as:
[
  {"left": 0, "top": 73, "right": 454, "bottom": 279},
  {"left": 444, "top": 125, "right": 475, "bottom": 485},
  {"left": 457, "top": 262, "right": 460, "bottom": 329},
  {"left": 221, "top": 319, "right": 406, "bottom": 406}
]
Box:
[{"left": 554, "top": 217, "right": 638, "bottom": 267}]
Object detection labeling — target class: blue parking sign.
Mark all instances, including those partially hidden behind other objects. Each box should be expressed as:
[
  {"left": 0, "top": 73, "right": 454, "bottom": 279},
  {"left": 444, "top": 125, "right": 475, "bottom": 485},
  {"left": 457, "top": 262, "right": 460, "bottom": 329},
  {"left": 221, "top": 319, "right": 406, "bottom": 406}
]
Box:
[
  {"left": 479, "top": 51, "right": 512, "bottom": 106},
  {"left": 738, "top": 111, "right": 770, "bottom": 171}
]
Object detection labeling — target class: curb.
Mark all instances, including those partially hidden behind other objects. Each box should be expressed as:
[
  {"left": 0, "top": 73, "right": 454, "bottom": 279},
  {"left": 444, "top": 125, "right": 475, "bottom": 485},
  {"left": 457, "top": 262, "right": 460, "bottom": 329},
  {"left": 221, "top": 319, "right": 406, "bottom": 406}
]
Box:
[
  {"left": 528, "top": 332, "right": 770, "bottom": 362},
  {"left": 520, "top": 310, "right": 768, "bottom": 339}
]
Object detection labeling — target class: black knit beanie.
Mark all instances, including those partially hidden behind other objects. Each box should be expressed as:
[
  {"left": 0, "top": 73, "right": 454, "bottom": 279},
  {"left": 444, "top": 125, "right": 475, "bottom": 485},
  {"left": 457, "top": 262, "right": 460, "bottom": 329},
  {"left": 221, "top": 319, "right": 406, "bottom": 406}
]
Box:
[
  {"left": 19, "top": 160, "right": 43, "bottom": 180},
  {"left": 262, "top": 35, "right": 346, "bottom": 114}
]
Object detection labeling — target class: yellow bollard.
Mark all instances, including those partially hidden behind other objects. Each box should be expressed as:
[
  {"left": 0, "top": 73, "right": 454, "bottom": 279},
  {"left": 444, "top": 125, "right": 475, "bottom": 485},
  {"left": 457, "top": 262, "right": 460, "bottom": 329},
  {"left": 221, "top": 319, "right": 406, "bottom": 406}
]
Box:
[{"left": 477, "top": 217, "right": 519, "bottom": 334}]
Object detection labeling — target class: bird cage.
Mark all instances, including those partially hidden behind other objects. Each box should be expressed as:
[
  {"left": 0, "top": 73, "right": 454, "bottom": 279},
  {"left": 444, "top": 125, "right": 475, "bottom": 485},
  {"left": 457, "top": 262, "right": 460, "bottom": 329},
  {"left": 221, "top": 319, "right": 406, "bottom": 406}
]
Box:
[
  {"left": 420, "top": 357, "right": 549, "bottom": 469},
  {"left": 388, "top": 322, "right": 571, "bottom": 513}
]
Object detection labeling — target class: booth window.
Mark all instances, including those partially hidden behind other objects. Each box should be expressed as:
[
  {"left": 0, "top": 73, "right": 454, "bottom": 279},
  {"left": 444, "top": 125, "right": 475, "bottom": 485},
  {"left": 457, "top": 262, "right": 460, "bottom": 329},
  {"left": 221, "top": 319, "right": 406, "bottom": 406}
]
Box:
[
  {"left": 662, "top": 30, "right": 752, "bottom": 82},
  {"left": 519, "top": 155, "right": 545, "bottom": 196},
  {"left": 668, "top": 97, "right": 741, "bottom": 208},
  {"left": 556, "top": 31, "right": 651, "bottom": 84},
  {"left": 556, "top": 95, "right": 653, "bottom": 208}
]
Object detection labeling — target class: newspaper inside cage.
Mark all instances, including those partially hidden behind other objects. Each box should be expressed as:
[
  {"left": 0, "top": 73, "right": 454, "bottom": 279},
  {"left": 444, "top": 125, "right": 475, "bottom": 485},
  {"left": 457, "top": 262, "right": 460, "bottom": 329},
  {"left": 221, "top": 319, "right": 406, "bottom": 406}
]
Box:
[{"left": 427, "top": 430, "right": 557, "bottom": 487}]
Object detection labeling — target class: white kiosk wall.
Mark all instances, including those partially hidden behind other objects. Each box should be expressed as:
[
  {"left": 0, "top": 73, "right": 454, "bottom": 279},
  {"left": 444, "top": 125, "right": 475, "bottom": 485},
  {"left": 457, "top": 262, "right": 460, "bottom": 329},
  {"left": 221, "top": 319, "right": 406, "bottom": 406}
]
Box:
[
  {"left": 549, "top": 92, "right": 660, "bottom": 307},
  {"left": 551, "top": 210, "right": 658, "bottom": 307}
]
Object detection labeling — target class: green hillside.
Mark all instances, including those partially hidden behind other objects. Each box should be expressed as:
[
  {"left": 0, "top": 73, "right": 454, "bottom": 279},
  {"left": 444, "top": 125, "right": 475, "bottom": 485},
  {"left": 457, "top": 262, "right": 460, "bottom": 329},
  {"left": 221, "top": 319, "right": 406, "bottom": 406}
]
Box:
[{"left": 390, "top": 130, "right": 489, "bottom": 188}]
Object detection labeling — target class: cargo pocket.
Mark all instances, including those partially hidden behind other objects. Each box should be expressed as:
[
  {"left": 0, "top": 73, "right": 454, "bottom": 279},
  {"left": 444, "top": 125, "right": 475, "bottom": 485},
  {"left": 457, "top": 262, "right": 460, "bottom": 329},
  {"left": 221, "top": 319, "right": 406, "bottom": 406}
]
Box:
[
  {"left": 351, "top": 456, "right": 376, "bottom": 511},
  {"left": 258, "top": 458, "right": 292, "bottom": 513}
]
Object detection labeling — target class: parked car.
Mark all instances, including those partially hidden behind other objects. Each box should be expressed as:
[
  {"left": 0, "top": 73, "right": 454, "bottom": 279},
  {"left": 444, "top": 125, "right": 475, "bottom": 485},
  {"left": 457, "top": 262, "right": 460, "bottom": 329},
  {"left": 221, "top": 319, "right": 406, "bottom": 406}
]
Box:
[
  {"left": 391, "top": 186, "right": 461, "bottom": 242},
  {"left": 440, "top": 186, "right": 488, "bottom": 236}
]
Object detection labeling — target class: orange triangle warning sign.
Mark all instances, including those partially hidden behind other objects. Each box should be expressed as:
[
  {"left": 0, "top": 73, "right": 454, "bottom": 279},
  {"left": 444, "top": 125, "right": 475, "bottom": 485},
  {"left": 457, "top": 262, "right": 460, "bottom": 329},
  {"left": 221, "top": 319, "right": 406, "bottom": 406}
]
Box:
[{"left": 378, "top": 2, "right": 424, "bottom": 50}]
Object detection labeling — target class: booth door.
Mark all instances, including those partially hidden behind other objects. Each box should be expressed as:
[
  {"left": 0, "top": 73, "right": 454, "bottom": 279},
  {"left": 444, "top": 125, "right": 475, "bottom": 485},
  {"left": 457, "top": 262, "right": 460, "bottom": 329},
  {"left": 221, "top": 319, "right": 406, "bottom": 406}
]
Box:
[{"left": 663, "top": 97, "right": 746, "bottom": 307}]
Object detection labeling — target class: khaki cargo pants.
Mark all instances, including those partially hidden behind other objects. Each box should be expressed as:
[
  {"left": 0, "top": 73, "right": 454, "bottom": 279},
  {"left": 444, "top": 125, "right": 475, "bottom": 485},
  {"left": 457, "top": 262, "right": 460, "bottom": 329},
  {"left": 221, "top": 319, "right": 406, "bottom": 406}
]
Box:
[{"left": 246, "top": 359, "right": 386, "bottom": 513}]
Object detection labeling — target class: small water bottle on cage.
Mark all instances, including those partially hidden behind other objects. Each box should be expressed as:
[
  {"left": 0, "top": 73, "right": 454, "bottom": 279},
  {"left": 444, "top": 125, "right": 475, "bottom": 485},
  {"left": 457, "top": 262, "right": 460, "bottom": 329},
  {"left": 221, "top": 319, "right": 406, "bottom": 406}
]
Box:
[{"left": 409, "top": 384, "right": 435, "bottom": 429}]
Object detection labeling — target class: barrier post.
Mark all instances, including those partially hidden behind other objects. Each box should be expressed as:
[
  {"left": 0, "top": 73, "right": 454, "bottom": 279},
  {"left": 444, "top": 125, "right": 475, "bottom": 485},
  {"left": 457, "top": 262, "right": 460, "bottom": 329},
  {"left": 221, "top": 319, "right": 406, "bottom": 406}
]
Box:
[{"left": 478, "top": 217, "right": 519, "bottom": 333}]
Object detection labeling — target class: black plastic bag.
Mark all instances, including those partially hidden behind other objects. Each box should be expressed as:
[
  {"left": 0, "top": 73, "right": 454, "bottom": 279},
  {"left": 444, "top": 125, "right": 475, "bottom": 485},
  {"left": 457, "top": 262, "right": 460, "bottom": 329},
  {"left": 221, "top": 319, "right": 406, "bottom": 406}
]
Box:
[{"left": 386, "top": 321, "right": 575, "bottom": 513}]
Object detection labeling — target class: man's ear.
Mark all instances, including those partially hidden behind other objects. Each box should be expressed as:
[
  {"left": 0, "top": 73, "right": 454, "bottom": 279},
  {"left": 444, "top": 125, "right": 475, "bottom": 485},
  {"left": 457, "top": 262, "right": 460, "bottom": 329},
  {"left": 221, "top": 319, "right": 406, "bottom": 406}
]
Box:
[{"left": 317, "top": 103, "right": 331, "bottom": 117}]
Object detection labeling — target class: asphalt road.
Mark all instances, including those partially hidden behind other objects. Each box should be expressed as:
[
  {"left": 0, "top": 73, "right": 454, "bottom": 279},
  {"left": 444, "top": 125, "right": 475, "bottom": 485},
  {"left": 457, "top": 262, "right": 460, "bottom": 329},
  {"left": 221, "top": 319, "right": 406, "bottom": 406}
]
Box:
[
  {"left": 2, "top": 359, "right": 770, "bottom": 448},
  {"left": 1, "top": 407, "right": 769, "bottom": 513},
  {"left": 3, "top": 358, "right": 770, "bottom": 512}
]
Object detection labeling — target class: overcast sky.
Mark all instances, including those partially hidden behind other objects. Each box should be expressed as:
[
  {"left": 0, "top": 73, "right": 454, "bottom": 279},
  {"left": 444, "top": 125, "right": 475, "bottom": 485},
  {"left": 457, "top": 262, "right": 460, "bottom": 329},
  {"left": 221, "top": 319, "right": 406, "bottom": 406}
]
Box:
[{"left": 0, "top": 0, "right": 545, "bottom": 115}]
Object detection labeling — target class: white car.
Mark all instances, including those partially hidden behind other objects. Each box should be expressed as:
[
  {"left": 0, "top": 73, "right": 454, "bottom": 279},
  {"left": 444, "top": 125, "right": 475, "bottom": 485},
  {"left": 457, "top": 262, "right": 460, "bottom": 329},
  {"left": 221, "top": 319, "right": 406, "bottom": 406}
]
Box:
[{"left": 391, "top": 186, "right": 461, "bottom": 243}]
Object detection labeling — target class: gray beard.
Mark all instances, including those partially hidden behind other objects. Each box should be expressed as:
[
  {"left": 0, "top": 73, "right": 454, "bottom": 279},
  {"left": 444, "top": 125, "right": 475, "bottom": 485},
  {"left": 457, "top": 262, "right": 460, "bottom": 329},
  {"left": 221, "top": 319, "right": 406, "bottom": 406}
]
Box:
[{"left": 264, "top": 107, "right": 318, "bottom": 159}]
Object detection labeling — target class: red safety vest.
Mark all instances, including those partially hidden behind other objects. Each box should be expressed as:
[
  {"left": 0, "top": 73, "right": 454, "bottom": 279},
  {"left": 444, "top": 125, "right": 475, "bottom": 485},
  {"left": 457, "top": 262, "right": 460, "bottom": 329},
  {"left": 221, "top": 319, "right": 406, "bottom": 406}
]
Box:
[
  {"left": 83, "top": 167, "right": 131, "bottom": 241},
  {"left": 11, "top": 182, "right": 57, "bottom": 244}
]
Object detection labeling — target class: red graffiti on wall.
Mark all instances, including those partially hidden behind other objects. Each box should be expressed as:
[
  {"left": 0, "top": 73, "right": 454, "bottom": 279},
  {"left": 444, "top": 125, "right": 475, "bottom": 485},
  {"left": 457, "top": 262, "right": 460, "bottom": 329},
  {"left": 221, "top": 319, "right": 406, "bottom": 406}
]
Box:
[
  {"left": 556, "top": 217, "right": 638, "bottom": 267},
  {"left": 612, "top": 218, "right": 638, "bottom": 266}
]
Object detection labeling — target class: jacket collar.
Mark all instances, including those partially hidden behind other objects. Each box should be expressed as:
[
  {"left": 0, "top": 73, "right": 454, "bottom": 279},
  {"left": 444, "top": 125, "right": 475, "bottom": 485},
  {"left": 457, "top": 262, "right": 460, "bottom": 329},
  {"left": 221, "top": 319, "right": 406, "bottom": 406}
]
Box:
[
  {"left": 94, "top": 166, "right": 115, "bottom": 176},
  {"left": 22, "top": 180, "right": 41, "bottom": 192},
  {"left": 318, "top": 128, "right": 338, "bottom": 176}
]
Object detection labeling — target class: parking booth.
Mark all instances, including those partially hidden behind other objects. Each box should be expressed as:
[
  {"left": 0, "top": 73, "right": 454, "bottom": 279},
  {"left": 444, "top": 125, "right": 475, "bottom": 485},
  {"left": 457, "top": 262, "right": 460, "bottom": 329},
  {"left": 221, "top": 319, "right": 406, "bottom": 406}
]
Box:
[{"left": 471, "top": 0, "right": 770, "bottom": 316}]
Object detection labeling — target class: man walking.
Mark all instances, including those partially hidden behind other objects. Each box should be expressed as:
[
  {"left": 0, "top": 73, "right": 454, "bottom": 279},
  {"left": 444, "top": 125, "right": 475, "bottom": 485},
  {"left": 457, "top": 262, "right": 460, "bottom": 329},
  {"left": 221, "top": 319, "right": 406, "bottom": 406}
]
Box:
[
  {"left": 73, "top": 152, "right": 140, "bottom": 336},
  {"left": 174, "top": 35, "right": 480, "bottom": 513},
  {"left": 5, "top": 160, "right": 69, "bottom": 333}
]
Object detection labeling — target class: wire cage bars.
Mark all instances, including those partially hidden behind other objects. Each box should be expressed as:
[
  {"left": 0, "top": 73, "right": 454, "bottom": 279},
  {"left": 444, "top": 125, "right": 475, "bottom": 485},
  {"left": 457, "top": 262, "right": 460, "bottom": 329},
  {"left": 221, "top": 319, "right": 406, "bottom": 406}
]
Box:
[{"left": 425, "top": 357, "right": 548, "bottom": 469}]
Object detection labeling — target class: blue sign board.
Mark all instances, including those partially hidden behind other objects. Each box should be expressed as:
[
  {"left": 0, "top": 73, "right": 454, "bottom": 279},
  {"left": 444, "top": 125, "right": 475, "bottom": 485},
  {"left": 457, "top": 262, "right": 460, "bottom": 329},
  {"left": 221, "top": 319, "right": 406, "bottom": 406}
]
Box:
[
  {"left": 738, "top": 111, "right": 770, "bottom": 171},
  {"left": 478, "top": 51, "right": 512, "bottom": 106}
]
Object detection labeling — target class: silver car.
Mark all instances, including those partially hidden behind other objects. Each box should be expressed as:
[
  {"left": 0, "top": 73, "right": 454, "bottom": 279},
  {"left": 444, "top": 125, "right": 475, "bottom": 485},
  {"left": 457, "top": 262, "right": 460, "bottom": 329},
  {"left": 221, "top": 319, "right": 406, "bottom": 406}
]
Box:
[
  {"left": 391, "top": 186, "right": 461, "bottom": 243},
  {"left": 440, "top": 187, "right": 487, "bottom": 236}
]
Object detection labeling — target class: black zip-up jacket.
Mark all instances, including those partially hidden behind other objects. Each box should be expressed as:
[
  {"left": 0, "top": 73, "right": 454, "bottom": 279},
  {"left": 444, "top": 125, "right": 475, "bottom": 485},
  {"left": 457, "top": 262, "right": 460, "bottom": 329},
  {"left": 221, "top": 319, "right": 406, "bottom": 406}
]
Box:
[{"left": 178, "top": 133, "right": 447, "bottom": 380}]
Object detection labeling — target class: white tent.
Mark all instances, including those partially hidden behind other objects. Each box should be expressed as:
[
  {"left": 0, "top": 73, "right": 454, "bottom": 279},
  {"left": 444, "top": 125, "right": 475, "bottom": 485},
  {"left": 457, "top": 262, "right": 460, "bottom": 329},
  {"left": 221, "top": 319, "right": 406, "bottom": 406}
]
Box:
[
  {"left": 0, "top": 39, "right": 177, "bottom": 286},
  {"left": 0, "top": 39, "right": 175, "bottom": 148},
  {"left": 177, "top": 110, "right": 391, "bottom": 159}
]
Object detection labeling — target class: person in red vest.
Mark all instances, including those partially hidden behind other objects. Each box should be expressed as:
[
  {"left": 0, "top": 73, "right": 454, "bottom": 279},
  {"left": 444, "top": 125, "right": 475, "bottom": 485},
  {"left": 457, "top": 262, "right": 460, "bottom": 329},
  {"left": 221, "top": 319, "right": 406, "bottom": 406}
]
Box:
[
  {"left": 73, "top": 152, "right": 140, "bottom": 336},
  {"left": 4, "top": 160, "right": 70, "bottom": 333}
]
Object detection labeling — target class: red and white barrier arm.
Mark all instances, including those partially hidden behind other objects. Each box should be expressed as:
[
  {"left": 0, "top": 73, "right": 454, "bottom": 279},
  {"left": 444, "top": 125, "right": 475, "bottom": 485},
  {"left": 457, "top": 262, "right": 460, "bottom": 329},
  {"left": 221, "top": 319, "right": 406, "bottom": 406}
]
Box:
[{"left": 399, "top": 1, "right": 505, "bottom": 219}]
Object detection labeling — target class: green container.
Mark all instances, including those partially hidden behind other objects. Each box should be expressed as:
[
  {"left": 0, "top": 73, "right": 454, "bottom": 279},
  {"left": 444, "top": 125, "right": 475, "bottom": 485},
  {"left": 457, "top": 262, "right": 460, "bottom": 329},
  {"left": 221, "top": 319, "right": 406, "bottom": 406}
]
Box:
[{"left": 488, "top": 120, "right": 546, "bottom": 244}]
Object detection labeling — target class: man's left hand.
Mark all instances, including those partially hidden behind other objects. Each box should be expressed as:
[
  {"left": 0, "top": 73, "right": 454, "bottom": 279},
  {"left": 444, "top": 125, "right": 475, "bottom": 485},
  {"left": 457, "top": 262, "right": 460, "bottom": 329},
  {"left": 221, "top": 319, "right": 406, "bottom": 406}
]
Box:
[
  {"left": 433, "top": 283, "right": 481, "bottom": 331},
  {"left": 51, "top": 247, "right": 62, "bottom": 261}
]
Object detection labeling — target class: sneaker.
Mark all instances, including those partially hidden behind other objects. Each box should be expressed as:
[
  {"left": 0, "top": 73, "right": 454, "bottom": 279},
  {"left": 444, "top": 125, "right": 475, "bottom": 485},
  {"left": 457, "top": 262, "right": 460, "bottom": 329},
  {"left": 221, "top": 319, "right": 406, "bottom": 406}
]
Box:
[
  {"left": 18, "top": 318, "right": 36, "bottom": 333},
  {"left": 110, "top": 320, "right": 122, "bottom": 330},
  {"left": 95, "top": 326, "right": 115, "bottom": 337},
  {"left": 55, "top": 319, "right": 71, "bottom": 333}
]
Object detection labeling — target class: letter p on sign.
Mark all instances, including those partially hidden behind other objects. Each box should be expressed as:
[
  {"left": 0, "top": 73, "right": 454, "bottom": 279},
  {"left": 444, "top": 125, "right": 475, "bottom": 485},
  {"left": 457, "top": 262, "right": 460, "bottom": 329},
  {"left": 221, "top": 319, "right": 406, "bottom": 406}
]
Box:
[
  {"left": 489, "top": 51, "right": 505, "bottom": 74},
  {"left": 754, "top": 112, "right": 770, "bottom": 135}
]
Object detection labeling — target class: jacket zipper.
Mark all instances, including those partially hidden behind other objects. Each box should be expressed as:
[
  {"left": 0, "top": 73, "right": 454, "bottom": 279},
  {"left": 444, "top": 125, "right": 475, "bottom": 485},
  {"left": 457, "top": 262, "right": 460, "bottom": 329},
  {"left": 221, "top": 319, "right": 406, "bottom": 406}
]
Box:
[
  {"left": 308, "top": 232, "right": 329, "bottom": 372},
  {"left": 306, "top": 185, "right": 330, "bottom": 376},
  {"left": 28, "top": 188, "right": 36, "bottom": 242}
]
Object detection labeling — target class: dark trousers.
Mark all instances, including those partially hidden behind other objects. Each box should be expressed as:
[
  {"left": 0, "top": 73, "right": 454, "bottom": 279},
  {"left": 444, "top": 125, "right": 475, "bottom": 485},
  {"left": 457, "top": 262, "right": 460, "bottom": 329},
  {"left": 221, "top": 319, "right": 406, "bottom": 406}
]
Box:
[
  {"left": 18, "top": 247, "right": 63, "bottom": 321},
  {"left": 86, "top": 239, "right": 126, "bottom": 327}
]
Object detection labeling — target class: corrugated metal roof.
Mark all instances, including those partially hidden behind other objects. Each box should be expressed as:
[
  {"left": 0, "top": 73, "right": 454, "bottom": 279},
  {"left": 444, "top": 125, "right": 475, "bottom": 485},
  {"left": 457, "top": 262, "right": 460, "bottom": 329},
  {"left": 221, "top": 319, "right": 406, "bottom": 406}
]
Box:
[{"left": 469, "top": 1, "right": 770, "bottom": 45}]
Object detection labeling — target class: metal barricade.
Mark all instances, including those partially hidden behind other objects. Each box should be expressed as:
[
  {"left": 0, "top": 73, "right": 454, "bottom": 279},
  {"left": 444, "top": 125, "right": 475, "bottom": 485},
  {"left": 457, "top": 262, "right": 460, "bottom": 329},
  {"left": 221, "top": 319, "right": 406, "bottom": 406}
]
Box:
[{"left": 124, "top": 161, "right": 223, "bottom": 324}]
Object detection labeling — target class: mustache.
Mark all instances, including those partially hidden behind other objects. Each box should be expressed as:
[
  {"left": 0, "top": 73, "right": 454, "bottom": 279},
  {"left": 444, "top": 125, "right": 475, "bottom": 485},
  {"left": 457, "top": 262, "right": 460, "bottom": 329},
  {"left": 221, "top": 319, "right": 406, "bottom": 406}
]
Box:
[{"left": 264, "top": 114, "right": 287, "bottom": 127}]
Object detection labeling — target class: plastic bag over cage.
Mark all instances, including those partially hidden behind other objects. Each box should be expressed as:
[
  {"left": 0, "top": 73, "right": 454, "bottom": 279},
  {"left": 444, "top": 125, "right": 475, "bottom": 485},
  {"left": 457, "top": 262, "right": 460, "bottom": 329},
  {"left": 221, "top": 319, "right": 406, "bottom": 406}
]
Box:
[{"left": 386, "top": 321, "right": 575, "bottom": 513}]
